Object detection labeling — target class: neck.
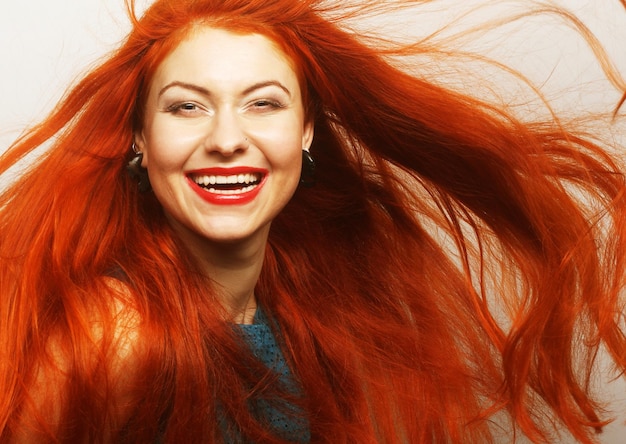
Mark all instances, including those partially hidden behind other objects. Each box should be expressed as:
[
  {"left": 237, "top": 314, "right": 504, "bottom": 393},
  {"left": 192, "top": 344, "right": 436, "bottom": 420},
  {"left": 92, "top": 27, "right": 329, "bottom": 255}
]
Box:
[
  {"left": 204, "top": 242, "right": 264, "bottom": 324},
  {"left": 173, "top": 225, "right": 270, "bottom": 325}
]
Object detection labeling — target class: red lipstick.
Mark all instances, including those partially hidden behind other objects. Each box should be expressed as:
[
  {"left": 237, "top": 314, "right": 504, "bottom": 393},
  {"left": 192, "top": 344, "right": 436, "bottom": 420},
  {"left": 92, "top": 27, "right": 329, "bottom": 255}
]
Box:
[{"left": 186, "top": 167, "right": 267, "bottom": 205}]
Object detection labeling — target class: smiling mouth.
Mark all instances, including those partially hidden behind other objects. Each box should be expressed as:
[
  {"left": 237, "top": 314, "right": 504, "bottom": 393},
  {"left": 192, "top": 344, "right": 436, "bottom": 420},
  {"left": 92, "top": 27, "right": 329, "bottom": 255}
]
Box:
[{"left": 190, "top": 172, "right": 264, "bottom": 195}]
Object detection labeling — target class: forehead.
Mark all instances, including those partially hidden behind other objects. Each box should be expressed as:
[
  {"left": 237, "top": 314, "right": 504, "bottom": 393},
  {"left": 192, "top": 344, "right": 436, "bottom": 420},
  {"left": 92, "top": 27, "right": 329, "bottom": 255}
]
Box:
[{"left": 150, "top": 26, "right": 300, "bottom": 92}]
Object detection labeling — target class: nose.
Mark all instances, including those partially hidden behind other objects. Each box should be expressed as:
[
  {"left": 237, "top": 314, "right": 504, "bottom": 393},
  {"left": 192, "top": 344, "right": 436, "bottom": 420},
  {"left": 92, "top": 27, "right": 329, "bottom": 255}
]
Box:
[{"left": 204, "top": 109, "right": 248, "bottom": 156}]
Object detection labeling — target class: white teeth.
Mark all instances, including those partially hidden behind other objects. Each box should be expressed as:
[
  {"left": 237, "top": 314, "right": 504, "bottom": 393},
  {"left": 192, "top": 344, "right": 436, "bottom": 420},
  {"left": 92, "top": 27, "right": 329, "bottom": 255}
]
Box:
[
  {"left": 206, "top": 184, "right": 257, "bottom": 194},
  {"left": 192, "top": 173, "right": 261, "bottom": 186}
]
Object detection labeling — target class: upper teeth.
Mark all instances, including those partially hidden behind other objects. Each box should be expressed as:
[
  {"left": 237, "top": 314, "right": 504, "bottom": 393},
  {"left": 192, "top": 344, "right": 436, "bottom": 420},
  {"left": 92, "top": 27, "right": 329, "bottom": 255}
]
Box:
[{"left": 193, "top": 173, "right": 261, "bottom": 186}]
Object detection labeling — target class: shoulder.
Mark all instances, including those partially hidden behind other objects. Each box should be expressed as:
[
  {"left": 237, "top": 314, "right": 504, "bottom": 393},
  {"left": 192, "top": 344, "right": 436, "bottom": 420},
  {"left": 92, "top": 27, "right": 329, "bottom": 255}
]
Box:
[
  {"left": 96, "top": 276, "right": 147, "bottom": 382},
  {"left": 8, "top": 277, "right": 148, "bottom": 441}
]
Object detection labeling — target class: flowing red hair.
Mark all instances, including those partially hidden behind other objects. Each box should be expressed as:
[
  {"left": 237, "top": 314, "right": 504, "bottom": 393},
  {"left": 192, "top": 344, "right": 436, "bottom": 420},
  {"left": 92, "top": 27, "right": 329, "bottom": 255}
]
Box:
[{"left": 1, "top": 0, "right": 625, "bottom": 442}]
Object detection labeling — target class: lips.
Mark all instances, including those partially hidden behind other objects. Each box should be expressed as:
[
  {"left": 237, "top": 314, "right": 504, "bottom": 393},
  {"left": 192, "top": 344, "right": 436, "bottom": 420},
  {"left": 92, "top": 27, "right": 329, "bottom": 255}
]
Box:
[{"left": 186, "top": 167, "right": 267, "bottom": 205}]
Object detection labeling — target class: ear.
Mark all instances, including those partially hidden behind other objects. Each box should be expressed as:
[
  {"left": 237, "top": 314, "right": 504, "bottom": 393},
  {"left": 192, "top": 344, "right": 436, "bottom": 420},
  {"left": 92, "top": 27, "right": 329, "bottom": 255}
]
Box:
[
  {"left": 133, "top": 131, "right": 148, "bottom": 168},
  {"left": 302, "top": 119, "right": 314, "bottom": 151}
]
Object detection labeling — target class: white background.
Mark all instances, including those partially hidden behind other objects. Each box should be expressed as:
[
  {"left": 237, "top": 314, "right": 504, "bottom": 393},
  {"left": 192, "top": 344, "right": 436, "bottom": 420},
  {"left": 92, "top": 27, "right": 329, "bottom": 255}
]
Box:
[{"left": 1, "top": 1, "right": 625, "bottom": 442}]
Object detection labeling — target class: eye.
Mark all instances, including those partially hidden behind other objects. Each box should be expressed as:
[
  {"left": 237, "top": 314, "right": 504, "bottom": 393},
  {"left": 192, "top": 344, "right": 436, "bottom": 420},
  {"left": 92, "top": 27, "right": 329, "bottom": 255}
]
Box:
[
  {"left": 166, "top": 102, "right": 206, "bottom": 116},
  {"left": 249, "top": 99, "right": 285, "bottom": 111}
]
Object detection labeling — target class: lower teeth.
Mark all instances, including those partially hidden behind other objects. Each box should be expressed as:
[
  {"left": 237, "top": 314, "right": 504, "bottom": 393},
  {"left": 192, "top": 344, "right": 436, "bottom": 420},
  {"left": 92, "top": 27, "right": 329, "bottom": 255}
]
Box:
[{"left": 205, "top": 184, "right": 257, "bottom": 195}]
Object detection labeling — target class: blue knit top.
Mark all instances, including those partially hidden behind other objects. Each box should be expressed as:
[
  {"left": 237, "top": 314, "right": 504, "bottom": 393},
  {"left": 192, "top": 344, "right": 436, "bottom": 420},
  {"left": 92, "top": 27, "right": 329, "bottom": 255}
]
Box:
[{"left": 235, "top": 308, "right": 310, "bottom": 443}]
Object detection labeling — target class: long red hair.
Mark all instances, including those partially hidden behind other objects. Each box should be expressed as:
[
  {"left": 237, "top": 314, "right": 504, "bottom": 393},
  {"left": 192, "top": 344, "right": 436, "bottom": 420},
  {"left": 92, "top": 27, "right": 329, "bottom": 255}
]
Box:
[{"left": 1, "top": 0, "right": 625, "bottom": 442}]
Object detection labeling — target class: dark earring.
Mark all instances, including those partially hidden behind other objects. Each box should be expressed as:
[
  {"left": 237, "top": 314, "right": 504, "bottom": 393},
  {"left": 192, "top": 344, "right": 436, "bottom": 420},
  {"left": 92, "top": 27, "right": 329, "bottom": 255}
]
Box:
[
  {"left": 126, "top": 144, "right": 151, "bottom": 192},
  {"left": 299, "top": 150, "right": 316, "bottom": 187}
]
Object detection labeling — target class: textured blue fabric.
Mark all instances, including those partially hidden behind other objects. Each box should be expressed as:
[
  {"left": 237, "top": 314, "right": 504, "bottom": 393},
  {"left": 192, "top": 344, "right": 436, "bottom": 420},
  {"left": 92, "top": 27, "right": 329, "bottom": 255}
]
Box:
[{"left": 237, "top": 308, "right": 310, "bottom": 443}]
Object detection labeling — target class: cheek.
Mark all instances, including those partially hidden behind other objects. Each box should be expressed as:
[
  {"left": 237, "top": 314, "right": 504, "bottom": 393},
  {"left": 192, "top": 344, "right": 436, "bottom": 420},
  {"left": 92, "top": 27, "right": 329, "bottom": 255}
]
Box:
[
  {"left": 142, "top": 127, "right": 191, "bottom": 172},
  {"left": 146, "top": 147, "right": 184, "bottom": 172},
  {"left": 268, "top": 140, "right": 303, "bottom": 180},
  {"left": 263, "top": 123, "right": 306, "bottom": 171},
  {"left": 270, "top": 149, "right": 302, "bottom": 208}
]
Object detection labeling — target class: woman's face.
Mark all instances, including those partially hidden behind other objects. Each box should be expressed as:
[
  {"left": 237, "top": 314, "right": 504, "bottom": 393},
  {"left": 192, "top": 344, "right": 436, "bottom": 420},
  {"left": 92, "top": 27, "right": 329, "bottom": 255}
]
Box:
[{"left": 136, "top": 26, "right": 313, "bottom": 247}]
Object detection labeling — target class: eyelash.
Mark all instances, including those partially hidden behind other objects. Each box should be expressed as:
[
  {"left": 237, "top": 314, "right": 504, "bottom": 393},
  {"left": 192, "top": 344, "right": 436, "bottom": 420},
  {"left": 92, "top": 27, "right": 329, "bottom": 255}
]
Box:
[
  {"left": 251, "top": 99, "right": 285, "bottom": 109},
  {"left": 166, "top": 102, "right": 200, "bottom": 114},
  {"left": 164, "top": 99, "right": 286, "bottom": 115}
]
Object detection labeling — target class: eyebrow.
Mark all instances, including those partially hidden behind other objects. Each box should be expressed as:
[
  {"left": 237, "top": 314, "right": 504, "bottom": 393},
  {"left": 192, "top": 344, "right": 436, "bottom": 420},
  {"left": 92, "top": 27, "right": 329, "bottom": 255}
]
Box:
[{"left": 158, "top": 80, "right": 292, "bottom": 98}]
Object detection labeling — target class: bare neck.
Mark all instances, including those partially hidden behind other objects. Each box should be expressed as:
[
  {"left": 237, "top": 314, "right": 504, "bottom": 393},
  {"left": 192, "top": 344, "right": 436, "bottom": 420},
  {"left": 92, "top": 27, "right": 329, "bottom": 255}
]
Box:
[
  {"left": 174, "top": 226, "right": 270, "bottom": 325},
  {"left": 203, "top": 243, "right": 265, "bottom": 324}
]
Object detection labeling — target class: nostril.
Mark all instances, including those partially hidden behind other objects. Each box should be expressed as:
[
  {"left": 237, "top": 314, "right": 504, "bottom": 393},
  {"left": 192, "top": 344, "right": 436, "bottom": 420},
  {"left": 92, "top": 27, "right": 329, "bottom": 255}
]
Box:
[{"left": 204, "top": 134, "right": 249, "bottom": 156}]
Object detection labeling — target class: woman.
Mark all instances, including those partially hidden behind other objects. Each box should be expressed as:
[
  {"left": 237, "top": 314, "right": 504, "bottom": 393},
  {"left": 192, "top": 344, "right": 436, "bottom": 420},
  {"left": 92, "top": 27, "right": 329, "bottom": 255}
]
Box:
[{"left": 1, "top": 0, "right": 625, "bottom": 442}]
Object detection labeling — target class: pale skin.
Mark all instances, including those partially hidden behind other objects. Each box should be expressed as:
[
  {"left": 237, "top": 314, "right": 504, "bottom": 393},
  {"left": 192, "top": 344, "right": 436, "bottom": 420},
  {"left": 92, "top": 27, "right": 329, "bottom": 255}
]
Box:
[
  {"left": 136, "top": 26, "right": 314, "bottom": 324},
  {"left": 14, "top": 26, "right": 313, "bottom": 440}
]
